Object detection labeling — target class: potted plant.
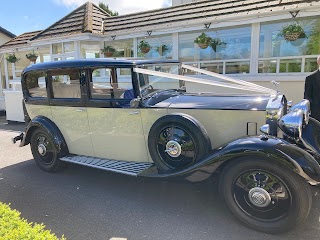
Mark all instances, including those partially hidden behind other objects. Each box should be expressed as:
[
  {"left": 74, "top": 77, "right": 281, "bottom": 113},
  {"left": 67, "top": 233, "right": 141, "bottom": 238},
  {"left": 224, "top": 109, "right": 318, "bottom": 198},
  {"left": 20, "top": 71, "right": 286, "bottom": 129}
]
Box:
[
  {"left": 6, "top": 53, "right": 19, "bottom": 63},
  {"left": 210, "top": 38, "right": 226, "bottom": 52},
  {"left": 279, "top": 23, "right": 306, "bottom": 42},
  {"left": 101, "top": 46, "right": 116, "bottom": 57},
  {"left": 194, "top": 32, "right": 211, "bottom": 49},
  {"left": 26, "top": 52, "right": 38, "bottom": 63},
  {"left": 156, "top": 44, "right": 169, "bottom": 56},
  {"left": 139, "top": 40, "right": 151, "bottom": 54}
]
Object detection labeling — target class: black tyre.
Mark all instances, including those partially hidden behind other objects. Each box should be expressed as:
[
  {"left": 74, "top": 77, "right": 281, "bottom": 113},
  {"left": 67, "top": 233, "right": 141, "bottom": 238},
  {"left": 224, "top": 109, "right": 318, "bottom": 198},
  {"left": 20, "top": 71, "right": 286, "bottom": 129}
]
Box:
[
  {"left": 220, "top": 159, "right": 312, "bottom": 233},
  {"left": 148, "top": 114, "right": 211, "bottom": 172},
  {"left": 30, "top": 128, "right": 62, "bottom": 172}
]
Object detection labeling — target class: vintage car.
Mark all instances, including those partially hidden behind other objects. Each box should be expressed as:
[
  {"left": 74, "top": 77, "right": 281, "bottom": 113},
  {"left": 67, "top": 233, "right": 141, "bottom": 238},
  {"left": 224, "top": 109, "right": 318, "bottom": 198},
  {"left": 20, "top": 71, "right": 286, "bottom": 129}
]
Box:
[{"left": 13, "top": 59, "right": 320, "bottom": 233}]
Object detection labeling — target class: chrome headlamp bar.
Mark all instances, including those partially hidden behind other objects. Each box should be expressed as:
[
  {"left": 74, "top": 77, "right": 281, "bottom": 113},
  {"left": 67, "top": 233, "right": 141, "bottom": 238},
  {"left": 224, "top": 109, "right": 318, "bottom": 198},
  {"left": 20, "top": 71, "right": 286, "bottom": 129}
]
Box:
[{"left": 265, "top": 95, "right": 285, "bottom": 136}]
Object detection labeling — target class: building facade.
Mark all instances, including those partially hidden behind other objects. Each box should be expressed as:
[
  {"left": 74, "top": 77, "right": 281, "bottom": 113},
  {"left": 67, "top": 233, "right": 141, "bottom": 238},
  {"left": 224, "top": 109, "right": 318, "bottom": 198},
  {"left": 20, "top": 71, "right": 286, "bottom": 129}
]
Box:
[{"left": 0, "top": 0, "right": 319, "bottom": 121}]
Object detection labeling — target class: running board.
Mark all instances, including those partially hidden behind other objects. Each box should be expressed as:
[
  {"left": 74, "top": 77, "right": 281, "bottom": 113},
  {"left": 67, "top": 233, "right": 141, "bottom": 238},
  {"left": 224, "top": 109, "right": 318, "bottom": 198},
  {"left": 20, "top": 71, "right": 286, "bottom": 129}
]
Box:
[{"left": 60, "top": 155, "right": 154, "bottom": 176}]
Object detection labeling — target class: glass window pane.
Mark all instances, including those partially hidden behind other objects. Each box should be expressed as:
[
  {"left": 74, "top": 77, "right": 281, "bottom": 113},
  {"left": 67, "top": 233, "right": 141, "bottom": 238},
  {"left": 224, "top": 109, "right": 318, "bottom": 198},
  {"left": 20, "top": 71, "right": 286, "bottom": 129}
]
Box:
[
  {"left": 63, "top": 42, "right": 74, "bottom": 53},
  {"left": 225, "top": 61, "right": 250, "bottom": 74},
  {"left": 179, "top": 26, "right": 251, "bottom": 62},
  {"left": 81, "top": 41, "right": 100, "bottom": 59},
  {"left": 51, "top": 69, "right": 81, "bottom": 98},
  {"left": 258, "top": 60, "right": 277, "bottom": 73},
  {"left": 26, "top": 71, "right": 47, "bottom": 98},
  {"left": 200, "top": 62, "right": 223, "bottom": 74},
  {"left": 90, "top": 68, "right": 133, "bottom": 100},
  {"left": 259, "top": 17, "right": 320, "bottom": 58},
  {"left": 279, "top": 59, "right": 302, "bottom": 73},
  {"left": 103, "top": 39, "right": 133, "bottom": 58},
  {"left": 52, "top": 43, "right": 62, "bottom": 54},
  {"left": 137, "top": 34, "right": 172, "bottom": 59},
  {"left": 305, "top": 58, "right": 318, "bottom": 72}
]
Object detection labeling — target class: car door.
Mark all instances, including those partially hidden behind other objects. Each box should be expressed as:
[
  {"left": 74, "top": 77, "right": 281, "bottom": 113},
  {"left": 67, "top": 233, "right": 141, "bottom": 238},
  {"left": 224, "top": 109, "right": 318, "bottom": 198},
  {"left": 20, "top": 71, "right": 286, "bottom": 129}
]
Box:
[
  {"left": 48, "top": 68, "right": 94, "bottom": 157},
  {"left": 86, "top": 67, "right": 149, "bottom": 162}
]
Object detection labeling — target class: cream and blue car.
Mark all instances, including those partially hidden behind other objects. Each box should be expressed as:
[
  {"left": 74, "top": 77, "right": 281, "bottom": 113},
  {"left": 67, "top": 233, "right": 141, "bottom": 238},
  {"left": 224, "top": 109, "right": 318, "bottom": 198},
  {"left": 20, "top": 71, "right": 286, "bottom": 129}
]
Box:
[{"left": 13, "top": 59, "right": 320, "bottom": 233}]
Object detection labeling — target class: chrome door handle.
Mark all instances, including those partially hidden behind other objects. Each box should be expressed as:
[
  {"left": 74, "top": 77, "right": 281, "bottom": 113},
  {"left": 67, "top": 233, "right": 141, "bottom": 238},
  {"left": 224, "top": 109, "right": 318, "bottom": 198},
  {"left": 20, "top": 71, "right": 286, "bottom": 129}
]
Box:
[
  {"left": 75, "top": 108, "right": 86, "bottom": 112},
  {"left": 129, "top": 111, "right": 139, "bottom": 115}
]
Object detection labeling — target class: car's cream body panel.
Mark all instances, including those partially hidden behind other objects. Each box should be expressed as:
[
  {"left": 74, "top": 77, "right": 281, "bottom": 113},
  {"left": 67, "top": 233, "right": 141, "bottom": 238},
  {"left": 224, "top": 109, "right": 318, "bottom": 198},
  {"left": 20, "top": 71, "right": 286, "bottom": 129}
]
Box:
[
  {"left": 50, "top": 106, "right": 94, "bottom": 156},
  {"left": 140, "top": 108, "right": 266, "bottom": 151},
  {"left": 25, "top": 104, "right": 52, "bottom": 120},
  {"left": 87, "top": 108, "right": 150, "bottom": 162}
]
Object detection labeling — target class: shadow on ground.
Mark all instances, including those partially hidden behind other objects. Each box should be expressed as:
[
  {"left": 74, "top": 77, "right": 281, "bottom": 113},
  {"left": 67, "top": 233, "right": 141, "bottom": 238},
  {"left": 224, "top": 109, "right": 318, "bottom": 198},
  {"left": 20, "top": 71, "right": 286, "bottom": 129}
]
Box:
[{"left": 1, "top": 158, "right": 320, "bottom": 240}]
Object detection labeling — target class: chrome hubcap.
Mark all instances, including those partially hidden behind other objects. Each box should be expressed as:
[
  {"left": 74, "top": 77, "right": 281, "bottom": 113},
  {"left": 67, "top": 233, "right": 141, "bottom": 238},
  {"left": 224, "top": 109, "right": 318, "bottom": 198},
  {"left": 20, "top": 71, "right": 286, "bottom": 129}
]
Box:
[
  {"left": 165, "top": 140, "right": 182, "bottom": 158},
  {"left": 37, "top": 143, "right": 47, "bottom": 156},
  {"left": 248, "top": 187, "right": 271, "bottom": 207}
]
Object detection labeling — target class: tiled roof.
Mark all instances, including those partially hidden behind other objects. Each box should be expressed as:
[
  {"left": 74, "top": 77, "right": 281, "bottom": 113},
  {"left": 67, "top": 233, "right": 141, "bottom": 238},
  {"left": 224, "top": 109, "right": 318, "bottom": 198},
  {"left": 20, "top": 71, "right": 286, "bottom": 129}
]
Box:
[
  {"left": 104, "top": 0, "right": 320, "bottom": 35},
  {"left": 0, "top": 26, "right": 15, "bottom": 38},
  {"left": 0, "top": 31, "right": 41, "bottom": 49},
  {"left": 31, "top": 2, "right": 109, "bottom": 41}
]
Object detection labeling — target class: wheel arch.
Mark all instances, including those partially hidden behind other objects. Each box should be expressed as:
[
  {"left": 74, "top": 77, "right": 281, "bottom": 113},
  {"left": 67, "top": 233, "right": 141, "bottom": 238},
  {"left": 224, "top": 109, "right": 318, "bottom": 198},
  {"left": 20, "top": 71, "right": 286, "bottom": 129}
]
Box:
[{"left": 22, "top": 116, "right": 69, "bottom": 156}]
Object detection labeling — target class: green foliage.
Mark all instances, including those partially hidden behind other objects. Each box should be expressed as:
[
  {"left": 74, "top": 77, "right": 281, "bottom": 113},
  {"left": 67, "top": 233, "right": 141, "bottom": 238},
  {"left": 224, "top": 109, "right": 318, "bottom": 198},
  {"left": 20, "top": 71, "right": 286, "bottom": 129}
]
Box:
[
  {"left": 156, "top": 44, "right": 169, "bottom": 54},
  {"left": 138, "top": 40, "right": 151, "bottom": 49},
  {"left": 194, "top": 33, "right": 211, "bottom": 44},
  {"left": 279, "top": 23, "right": 306, "bottom": 41},
  {"left": 26, "top": 52, "right": 38, "bottom": 59},
  {"left": 304, "top": 19, "right": 320, "bottom": 55},
  {"left": 5, "top": 53, "right": 19, "bottom": 63},
  {"left": 99, "top": 2, "right": 119, "bottom": 16},
  {"left": 101, "top": 45, "right": 116, "bottom": 53},
  {"left": 0, "top": 202, "right": 66, "bottom": 240}
]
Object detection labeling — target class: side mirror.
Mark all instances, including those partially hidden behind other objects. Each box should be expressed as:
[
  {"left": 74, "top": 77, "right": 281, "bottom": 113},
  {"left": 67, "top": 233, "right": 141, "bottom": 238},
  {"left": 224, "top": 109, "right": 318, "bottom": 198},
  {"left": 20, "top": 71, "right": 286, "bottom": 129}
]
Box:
[{"left": 130, "top": 98, "right": 141, "bottom": 108}]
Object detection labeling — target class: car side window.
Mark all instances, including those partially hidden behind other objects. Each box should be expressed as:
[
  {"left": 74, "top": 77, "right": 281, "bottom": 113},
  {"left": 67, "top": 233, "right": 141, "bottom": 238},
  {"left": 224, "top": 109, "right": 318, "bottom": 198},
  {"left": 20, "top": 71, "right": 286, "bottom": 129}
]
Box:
[
  {"left": 25, "top": 71, "right": 47, "bottom": 98},
  {"left": 50, "top": 69, "right": 81, "bottom": 99},
  {"left": 89, "top": 68, "right": 134, "bottom": 100}
]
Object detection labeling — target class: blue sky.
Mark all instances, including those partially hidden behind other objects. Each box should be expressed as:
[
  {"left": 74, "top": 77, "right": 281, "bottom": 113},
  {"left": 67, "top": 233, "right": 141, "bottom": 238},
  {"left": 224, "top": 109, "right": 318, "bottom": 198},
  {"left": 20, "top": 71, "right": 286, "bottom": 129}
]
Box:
[{"left": 1, "top": 0, "right": 172, "bottom": 36}]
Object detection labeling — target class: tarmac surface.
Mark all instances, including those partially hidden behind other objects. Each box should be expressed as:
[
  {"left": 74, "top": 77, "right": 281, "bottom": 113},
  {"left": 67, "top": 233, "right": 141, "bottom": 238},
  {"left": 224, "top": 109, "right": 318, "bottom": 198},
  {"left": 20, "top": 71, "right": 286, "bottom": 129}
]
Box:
[{"left": 1, "top": 116, "right": 320, "bottom": 240}]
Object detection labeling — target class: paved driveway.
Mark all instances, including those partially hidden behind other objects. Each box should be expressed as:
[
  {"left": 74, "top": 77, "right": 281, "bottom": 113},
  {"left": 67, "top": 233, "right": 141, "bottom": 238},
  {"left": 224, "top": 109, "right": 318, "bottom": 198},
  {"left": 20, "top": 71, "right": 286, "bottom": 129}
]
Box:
[{"left": 1, "top": 116, "right": 320, "bottom": 240}]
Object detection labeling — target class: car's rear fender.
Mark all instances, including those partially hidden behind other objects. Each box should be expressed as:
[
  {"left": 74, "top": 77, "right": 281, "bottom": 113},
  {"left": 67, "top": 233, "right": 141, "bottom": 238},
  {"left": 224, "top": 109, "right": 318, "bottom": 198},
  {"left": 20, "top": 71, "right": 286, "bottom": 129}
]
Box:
[
  {"left": 140, "top": 136, "right": 320, "bottom": 184},
  {"left": 20, "top": 116, "right": 68, "bottom": 156}
]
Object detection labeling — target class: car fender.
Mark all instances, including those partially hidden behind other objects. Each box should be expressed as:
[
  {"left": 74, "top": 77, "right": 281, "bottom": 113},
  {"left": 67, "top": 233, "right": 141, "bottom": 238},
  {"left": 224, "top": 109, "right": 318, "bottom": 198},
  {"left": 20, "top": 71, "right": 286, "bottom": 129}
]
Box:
[
  {"left": 140, "top": 136, "right": 320, "bottom": 184},
  {"left": 20, "top": 116, "right": 69, "bottom": 156}
]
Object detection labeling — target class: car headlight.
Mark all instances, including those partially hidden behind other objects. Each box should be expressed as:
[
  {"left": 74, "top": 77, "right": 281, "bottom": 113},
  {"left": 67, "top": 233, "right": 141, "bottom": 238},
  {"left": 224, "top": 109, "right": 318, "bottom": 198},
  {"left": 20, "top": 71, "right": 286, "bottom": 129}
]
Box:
[
  {"left": 279, "top": 109, "right": 304, "bottom": 139},
  {"left": 289, "top": 99, "right": 310, "bottom": 124}
]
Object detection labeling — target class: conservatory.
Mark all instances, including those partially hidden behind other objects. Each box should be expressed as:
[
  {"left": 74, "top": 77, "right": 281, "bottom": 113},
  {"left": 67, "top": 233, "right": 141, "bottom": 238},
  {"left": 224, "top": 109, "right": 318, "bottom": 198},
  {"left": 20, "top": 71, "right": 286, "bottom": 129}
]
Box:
[{"left": 0, "top": 0, "right": 320, "bottom": 121}]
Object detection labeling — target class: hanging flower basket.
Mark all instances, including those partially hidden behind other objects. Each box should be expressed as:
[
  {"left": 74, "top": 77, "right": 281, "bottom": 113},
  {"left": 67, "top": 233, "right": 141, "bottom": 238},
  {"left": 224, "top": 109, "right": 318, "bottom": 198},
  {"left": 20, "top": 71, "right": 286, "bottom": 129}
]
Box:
[
  {"left": 5, "top": 53, "right": 19, "bottom": 63},
  {"left": 26, "top": 53, "right": 38, "bottom": 63},
  {"left": 194, "top": 33, "right": 211, "bottom": 49},
  {"left": 139, "top": 40, "right": 151, "bottom": 54},
  {"left": 101, "top": 46, "right": 115, "bottom": 57},
  {"left": 279, "top": 23, "right": 306, "bottom": 42}
]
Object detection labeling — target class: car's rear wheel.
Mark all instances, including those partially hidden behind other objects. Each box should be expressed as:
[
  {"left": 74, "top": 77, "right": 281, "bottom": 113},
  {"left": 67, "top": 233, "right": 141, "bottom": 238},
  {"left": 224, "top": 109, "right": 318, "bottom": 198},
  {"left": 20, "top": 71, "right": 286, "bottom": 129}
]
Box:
[
  {"left": 220, "top": 159, "right": 312, "bottom": 233},
  {"left": 30, "top": 128, "right": 62, "bottom": 172},
  {"left": 148, "top": 114, "right": 210, "bottom": 172}
]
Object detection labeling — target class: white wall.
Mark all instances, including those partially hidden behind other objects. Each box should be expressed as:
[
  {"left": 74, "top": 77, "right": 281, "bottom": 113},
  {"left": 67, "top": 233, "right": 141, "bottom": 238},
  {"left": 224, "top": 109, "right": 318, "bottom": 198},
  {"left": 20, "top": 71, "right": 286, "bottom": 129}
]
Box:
[{"left": 0, "top": 33, "right": 12, "bottom": 46}]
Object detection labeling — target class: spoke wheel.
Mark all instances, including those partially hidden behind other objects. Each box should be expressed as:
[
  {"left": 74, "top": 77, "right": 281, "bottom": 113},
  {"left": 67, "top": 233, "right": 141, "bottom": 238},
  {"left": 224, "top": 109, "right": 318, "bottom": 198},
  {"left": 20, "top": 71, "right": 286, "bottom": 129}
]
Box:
[
  {"left": 233, "top": 170, "right": 291, "bottom": 222},
  {"left": 220, "top": 159, "right": 312, "bottom": 233},
  {"left": 31, "top": 129, "right": 62, "bottom": 172},
  {"left": 148, "top": 114, "right": 211, "bottom": 172},
  {"left": 156, "top": 126, "right": 196, "bottom": 169}
]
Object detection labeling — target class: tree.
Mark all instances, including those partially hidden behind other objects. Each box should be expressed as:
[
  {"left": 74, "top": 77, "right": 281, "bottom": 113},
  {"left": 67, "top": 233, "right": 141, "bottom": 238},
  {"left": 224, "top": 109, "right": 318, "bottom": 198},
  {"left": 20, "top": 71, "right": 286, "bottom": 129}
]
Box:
[{"left": 99, "top": 2, "right": 119, "bottom": 16}]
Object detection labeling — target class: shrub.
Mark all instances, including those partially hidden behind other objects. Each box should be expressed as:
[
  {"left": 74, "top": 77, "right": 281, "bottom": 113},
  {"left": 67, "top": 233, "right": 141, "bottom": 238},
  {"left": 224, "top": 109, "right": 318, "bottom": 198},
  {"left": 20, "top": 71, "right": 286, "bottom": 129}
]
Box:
[{"left": 0, "top": 202, "right": 65, "bottom": 240}]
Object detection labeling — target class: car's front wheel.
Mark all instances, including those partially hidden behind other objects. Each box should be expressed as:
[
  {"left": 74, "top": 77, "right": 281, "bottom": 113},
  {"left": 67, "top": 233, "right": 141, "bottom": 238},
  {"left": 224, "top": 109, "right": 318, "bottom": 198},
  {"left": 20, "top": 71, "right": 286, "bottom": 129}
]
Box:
[
  {"left": 30, "top": 128, "right": 62, "bottom": 172},
  {"left": 220, "top": 159, "right": 312, "bottom": 233}
]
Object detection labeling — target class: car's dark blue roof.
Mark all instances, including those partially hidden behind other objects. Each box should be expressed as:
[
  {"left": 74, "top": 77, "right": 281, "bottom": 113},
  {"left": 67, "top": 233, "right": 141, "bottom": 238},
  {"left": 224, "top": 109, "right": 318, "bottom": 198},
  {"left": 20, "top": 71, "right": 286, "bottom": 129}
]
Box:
[{"left": 22, "top": 58, "right": 181, "bottom": 74}]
